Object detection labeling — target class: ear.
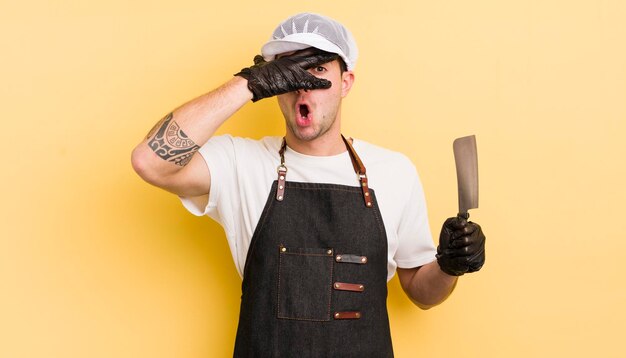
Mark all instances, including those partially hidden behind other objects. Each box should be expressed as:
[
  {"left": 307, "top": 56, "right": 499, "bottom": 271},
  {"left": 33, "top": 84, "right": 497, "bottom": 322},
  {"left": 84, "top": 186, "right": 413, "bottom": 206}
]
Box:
[{"left": 340, "top": 71, "right": 355, "bottom": 98}]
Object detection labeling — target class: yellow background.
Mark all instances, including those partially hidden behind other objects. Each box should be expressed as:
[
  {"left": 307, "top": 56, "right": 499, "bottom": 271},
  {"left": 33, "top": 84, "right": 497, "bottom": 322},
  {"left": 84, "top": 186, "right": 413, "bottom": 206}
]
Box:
[{"left": 2, "top": 0, "right": 625, "bottom": 357}]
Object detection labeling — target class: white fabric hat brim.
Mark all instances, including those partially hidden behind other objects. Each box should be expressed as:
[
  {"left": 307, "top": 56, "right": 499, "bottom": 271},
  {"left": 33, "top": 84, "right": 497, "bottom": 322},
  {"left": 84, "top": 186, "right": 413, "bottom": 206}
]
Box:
[{"left": 261, "top": 33, "right": 353, "bottom": 70}]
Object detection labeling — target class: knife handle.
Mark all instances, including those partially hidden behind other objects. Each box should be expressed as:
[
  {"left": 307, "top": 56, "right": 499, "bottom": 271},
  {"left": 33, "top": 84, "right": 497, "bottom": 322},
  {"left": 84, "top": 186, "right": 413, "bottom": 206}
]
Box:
[{"left": 457, "top": 212, "right": 470, "bottom": 220}]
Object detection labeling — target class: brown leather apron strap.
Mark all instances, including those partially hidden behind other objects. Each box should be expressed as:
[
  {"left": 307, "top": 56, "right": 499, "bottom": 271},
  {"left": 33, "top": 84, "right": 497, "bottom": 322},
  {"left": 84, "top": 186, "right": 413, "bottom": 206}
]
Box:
[
  {"left": 333, "top": 282, "right": 365, "bottom": 292},
  {"left": 341, "top": 135, "right": 365, "bottom": 175},
  {"left": 336, "top": 254, "right": 368, "bottom": 264},
  {"left": 277, "top": 136, "right": 373, "bottom": 208},
  {"left": 276, "top": 138, "right": 288, "bottom": 201},
  {"left": 341, "top": 135, "right": 373, "bottom": 208},
  {"left": 334, "top": 311, "right": 362, "bottom": 320}
]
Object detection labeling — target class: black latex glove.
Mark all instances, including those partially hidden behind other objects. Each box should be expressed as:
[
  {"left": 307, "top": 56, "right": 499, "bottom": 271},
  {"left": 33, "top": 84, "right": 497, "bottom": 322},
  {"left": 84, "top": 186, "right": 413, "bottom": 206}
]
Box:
[
  {"left": 235, "top": 52, "right": 339, "bottom": 102},
  {"left": 436, "top": 216, "right": 486, "bottom": 276}
]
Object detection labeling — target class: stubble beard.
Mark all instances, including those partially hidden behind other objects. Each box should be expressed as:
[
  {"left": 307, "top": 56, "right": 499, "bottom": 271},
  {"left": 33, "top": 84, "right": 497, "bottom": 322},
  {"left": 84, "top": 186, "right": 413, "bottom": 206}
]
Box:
[{"left": 286, "top": 114, "right": 335, "bottom": 142}]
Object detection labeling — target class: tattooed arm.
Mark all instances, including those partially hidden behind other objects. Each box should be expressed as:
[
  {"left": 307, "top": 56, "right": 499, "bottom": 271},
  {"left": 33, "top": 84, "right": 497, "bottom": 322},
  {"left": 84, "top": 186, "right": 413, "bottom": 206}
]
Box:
[
  {"left": 144, "top": 113, "right": 200, "bottom": 166},
  {"left": 131, "top": 76, "right": 252, "bottom": 197}
]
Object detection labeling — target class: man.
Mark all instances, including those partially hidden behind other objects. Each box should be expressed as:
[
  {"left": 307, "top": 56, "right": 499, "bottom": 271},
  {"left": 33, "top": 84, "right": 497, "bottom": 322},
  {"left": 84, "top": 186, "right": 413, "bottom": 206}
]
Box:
[{"left": 132, "top": 12, "right": 485, "bottom": 357}]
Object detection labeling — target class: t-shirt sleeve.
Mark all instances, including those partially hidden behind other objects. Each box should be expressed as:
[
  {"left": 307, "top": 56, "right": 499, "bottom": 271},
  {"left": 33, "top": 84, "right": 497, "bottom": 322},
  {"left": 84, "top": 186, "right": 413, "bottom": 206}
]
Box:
[
  {"left": 179, "top": 135, "right": 238, "bottom": 226},
  {"left": 393, "top": 173, "right": 437, "bottom": 269}
]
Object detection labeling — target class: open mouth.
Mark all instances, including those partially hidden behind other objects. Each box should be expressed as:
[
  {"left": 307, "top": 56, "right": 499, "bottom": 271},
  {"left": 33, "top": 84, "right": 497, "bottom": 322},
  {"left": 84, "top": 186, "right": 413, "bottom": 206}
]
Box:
[{"left": 299, "top": 104, "right": 310, "bottom": 119}]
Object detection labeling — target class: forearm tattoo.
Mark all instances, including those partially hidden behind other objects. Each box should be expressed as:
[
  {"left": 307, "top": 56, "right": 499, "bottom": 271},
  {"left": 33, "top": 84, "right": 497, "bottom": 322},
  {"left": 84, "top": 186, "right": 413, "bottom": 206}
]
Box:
[{"left": 146, "top": 113, "right": 200, "bottom": 166}]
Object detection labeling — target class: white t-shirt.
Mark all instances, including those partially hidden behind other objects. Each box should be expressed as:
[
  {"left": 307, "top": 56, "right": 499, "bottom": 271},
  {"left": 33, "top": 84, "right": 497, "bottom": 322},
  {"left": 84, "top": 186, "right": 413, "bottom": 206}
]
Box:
[{"left": 180, "top": 135, "right": 436, "bottom": 281}]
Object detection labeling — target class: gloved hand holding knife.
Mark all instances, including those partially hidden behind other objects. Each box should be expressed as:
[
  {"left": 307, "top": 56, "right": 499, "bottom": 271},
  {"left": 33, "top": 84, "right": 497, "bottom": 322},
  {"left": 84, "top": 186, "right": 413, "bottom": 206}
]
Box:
[{"left": 436, "top": 135, "right": 486, "bottom": 276}]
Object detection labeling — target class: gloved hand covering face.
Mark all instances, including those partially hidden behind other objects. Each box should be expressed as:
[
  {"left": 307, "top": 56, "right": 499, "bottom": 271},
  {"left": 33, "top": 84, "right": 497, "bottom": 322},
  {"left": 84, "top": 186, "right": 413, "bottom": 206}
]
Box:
[
  {"left": 235, "top": 51, "right": 339, "bottom": 102},
  {"left": 436, "top": 217, "right": 486, "bottom": 276}
]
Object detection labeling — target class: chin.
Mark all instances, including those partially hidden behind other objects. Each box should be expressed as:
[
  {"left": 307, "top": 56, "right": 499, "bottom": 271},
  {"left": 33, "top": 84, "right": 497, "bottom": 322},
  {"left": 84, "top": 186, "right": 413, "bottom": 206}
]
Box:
[{"left": 293, "top": 131, "right": 319, "bottom": 142}]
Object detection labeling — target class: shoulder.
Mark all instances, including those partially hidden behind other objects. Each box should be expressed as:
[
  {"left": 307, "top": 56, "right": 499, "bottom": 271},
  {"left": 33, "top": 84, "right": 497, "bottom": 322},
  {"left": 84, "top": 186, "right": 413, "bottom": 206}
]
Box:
[
  {"left": 351, "top": 138, "right": 423, "bottom": 204},
  {"left": 206, "top": 134, "right": 281, "bottom": 149},
  {"left": 200, "top": 135, "right": 282, "bottom": 157},
  {"left": 352, "top": 138, "right": 417, "bottom": 177}
]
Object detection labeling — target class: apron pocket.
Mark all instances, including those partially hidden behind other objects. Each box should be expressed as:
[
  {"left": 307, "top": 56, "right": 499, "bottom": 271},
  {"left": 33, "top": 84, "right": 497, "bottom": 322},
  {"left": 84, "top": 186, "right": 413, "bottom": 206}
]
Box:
[{"left": 277, "top": 246, "right": 334, "bottom": 321}]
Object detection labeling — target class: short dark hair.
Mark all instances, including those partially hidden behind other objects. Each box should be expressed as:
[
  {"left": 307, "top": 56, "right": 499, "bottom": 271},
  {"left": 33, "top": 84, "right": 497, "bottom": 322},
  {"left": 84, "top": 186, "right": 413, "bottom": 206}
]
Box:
[
  {"left": 337, "top": 57, "right": 348, "bottom": 73},
  {"left": 310, "top": 48, "right": 348, "bottom": 73}
]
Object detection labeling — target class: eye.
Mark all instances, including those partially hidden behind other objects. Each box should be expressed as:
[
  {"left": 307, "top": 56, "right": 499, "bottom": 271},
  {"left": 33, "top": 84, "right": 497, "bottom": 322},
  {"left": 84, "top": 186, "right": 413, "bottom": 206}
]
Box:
[{"left": 315, "top": 66, "right": 326, "bottom": 73}]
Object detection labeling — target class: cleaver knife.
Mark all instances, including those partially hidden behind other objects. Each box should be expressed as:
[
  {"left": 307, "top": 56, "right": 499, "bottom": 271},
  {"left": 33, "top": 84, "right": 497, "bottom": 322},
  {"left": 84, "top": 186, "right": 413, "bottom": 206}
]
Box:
[{"left": 453, "top": 135, "right": 479, "bottom": 220}]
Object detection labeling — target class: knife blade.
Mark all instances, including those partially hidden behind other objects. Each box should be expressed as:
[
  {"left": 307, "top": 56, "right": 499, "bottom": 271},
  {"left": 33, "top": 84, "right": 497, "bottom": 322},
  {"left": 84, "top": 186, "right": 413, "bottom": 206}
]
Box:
[{"left": 453, "top": 135, "right": 479, "bottom": 219}]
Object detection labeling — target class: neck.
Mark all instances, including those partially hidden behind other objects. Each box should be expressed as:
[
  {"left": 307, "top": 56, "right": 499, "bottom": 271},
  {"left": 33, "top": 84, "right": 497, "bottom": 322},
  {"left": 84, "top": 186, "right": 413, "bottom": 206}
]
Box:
[{"left": 285, "top": 131, "right": 346, "bottom": 156}]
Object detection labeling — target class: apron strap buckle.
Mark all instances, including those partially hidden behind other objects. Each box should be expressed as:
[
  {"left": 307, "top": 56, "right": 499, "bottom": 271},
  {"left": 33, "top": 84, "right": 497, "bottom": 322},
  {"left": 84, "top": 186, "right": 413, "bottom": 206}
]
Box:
[
  {"left": 276, "top": 165, "right": 287, "bottom": 201},
  {"left": 359, "top": 174, "right": 373, "bottom": 208}
]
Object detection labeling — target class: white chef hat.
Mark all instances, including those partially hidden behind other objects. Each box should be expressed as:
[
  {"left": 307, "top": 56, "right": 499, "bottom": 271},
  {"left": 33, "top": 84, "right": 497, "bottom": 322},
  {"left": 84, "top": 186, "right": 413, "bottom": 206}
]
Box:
[{"left": 261, "top": 13, "right": 359, "bottom": 70}]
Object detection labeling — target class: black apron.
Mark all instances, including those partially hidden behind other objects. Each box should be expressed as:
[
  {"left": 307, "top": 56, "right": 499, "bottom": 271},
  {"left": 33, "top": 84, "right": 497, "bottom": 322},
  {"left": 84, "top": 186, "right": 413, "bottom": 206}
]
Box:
[{"left": 233, "top": 136, "right": 393, "bottom": 357}]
